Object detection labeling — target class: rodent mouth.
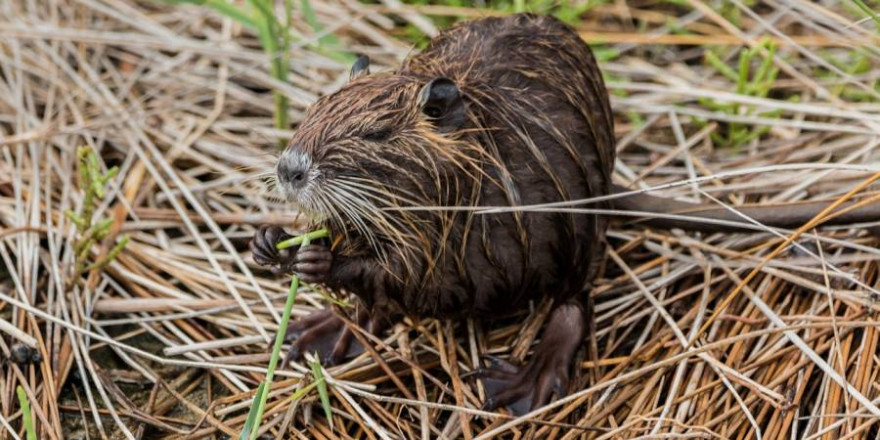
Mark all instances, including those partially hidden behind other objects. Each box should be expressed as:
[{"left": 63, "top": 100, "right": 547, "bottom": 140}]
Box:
[
  {"left": 277, "top": 171, "right": 400, "bottom": 253},
  {"left": 277, "top": 183, "right": 326, "bottom": 223},
  {"left": 287, "top": 199, "right": 328, "bottom": 224}
]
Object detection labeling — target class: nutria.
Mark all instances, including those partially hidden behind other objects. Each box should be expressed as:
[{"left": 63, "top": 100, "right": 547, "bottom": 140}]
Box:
[{"left": 251, "top": 13, "right": 880, "bottom": 415}]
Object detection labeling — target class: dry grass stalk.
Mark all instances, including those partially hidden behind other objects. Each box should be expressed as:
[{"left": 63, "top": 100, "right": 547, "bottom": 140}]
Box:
[{"left": 2, "top": 0, "right": 880, "bottom": 438}]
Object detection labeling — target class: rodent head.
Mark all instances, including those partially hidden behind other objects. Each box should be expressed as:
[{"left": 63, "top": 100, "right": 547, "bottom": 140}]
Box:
[{"left": 276, "top": 57, "right": 480, "bottom": 254}]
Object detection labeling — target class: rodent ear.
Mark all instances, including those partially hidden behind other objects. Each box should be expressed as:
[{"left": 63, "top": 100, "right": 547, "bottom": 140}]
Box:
[
  {"left": 349, "top": 55, "right": 370, "bottom": 81},
  {"left": 418, "top": 77, "right": 465, "bottom": 133}
]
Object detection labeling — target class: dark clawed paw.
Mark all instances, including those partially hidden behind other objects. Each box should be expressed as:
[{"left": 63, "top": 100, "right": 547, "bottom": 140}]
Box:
[
  {"left": 461, "top": 355, "right": 517, "bottom": 380},
  {"left": 285, "top": 244, "right": 332, "bottom": 283},
  {"left": 250, "top": 226, "right": 293, "bottom": 267},
  {"left": 472, "top": 302, "right": 585, "bottom": 415},
  {"left": 470, "top": 353, "right": 570, "bottom": 416},
  {"left": 280, "top": 309, "right": 366, "bottom": 367}
]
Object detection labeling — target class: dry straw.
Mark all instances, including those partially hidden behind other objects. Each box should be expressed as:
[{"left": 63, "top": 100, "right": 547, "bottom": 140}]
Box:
[{"left": 2, "top": 0, "right": 880, "bottom": 438}]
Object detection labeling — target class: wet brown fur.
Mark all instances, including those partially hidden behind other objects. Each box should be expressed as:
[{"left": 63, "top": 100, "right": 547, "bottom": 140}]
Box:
[
  {"left": 283, "top": 14, "right": 613, "bottom": 319},
  {"left": 262, "top": 12, "right": 880, "bottom": 414}
]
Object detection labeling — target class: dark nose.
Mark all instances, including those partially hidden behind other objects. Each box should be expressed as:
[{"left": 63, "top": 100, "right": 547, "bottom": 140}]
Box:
[
  {"left": 278, "top": 155, "right": 310, "bottom": 189},
  {"left": 279, "top": 164, "right": 308, "bottom": 188}
]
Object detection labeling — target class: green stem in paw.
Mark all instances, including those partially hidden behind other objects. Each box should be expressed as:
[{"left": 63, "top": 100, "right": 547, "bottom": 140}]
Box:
[
  {"left": 276, "top": 227, "right": 329, "bottom": 250},
  {"left": 240, "top": 227, "right": 330, "bottom": 440}
]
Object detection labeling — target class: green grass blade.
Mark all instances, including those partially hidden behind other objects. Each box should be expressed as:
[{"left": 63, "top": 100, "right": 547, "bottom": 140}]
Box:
[
  {"left": 752, "top": 39, "right": 776, "bottom": 86},
  {"left": 282, "top": 0, "right": 293, "bottom": 120},
  {"left": 240, "top": 228, "right": 329, "bottom": 438},
  {"left": 238, "top": 382, "right": 266, "bottom": 440},
  {"left": 852, "top": 0, "right": 880, "bottom": 26},
  {"left": 736, "top": 48, "right": 751, "bottom": 94},
  {"left": 240, "top": 225, "right": 327, "bottom": 439},
  {"left": 300, "top": 0, "right": 335, "bottom": 47},
  {"left": 289, "top": 378, "right": 322, "bottom": 402},
  {"left": 204, "top": 0, "right": 256, "bottom": 28},
  {"left": 247, "top": 0, "right": 289, "bottom": 147},
  {"left": 301, "top": 227, "right": 333, "bottom": 428},
  {"left": 16, "top": 386, "right": 36, "bottom": 440},
  {"left": 299, "top": 0, "right": 352, "bottom": 63},
  {"left": 244, "top": 274, "right": 300, "bottom": 440},
  {"left": 249, "top": 0, "right": 283, "bottom": 33},
  {"left": 309, "top": 358, "right": 334, "bottom": 429}
]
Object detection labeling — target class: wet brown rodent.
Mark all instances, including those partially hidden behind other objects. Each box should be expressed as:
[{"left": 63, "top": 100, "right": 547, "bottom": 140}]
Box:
[{"left": 251, "top": 13, "right": 880, "bottom": 415}]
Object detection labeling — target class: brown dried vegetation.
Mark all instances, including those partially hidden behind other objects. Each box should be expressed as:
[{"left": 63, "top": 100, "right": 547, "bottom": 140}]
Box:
[{"left": 2, "top": 0, "right": 880, "bottom": 439}]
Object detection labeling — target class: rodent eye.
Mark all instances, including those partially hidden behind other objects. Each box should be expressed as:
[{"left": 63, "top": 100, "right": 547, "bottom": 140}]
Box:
[{"left": 362, "top": 128, "right": 392, "bottom": 142}]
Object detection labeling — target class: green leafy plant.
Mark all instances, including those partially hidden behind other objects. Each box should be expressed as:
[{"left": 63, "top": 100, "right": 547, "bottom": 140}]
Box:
[
  {"left": 239, "top": 227, "right": 331, "bottom": 440},
  {"left": 65, "top": 147, "right": 129, "bottom": 281},
  {"left": 699, "top": 38, "right": 783, "bottom": 149}
]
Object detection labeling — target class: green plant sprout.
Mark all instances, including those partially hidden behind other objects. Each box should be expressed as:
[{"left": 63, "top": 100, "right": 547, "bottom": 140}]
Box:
[
  {"left": 65, "top": 147, "right": 129, "bottom": 281},
  {"left": 717, "top": 0, "right": 757, "bottom": 28},
  {"left": 288, "top": 374, "right": 324, "bottom": 401},
  {"left": 699, "top": 38, "right": 784, "bottom": 149},
  {"left": 239, "top": 227, "right": 331, "bottom": 440}
]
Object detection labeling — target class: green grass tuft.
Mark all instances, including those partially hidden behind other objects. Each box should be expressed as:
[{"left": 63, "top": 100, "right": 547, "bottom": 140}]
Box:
[{"left": 699, "top": 38, "right": 782, "bottom": 149}]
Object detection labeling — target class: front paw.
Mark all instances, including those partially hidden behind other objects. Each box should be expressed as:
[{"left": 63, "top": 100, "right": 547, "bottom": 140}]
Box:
[
  {"left": 283, "top": 244, "right": 332, "bottom": 283},
  {"left": 250, "top": 225, "right": 294, "bottom": 268}
]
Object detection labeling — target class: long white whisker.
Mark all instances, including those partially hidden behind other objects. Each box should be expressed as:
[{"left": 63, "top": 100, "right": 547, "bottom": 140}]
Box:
[
  {"left": 332, "top": 184, "right": 421, "bottom": 272},
  {"left": 334, "top": 183, "right": 414, "bottom": 234},
  {"left": 326, "top": 186, "right": 380, "bottom": 253},
  {"left": 338, "top": 176, "right": 423, "bottom": 205}
]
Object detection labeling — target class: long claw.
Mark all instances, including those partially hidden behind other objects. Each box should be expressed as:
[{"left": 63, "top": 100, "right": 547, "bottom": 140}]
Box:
[
  {"left": 484, "top": 355, "right": 519, "bottom": 374},
  {"left": 251, "top": 225, "right": 294, "bottom": 268},
  {"left": 460, "top": 368, "right": 484, "bottom": 380}
]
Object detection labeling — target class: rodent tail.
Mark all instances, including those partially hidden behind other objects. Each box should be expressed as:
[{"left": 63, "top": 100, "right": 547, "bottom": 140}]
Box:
[{"left": 608, "top": 184, "right": 880, "bottom": 233}]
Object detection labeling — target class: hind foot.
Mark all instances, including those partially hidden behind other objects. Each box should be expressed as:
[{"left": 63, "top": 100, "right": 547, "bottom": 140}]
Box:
[
  {"left": 282, "top": 305, "right": 382, "bottom": 367},
  {"left": 468, "top": 301, "right": 587, "bottom": 415}
]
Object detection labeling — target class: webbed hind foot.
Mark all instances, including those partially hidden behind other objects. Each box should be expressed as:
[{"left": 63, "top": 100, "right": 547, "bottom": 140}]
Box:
[
  {"left": 468, "top": 301, "right": 587, "bottom": 415},
  {"left": 282, "top": 305, "right": 383, "bottom": 367}
]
